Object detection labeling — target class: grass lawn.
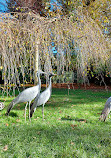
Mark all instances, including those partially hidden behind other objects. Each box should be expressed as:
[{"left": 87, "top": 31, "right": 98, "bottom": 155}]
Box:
[{"left": 0, "top": 88, "right": 111, "bottom": 158}]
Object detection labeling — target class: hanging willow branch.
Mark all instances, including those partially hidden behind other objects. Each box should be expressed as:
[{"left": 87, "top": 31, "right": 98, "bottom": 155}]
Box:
[{"left": 0, "top": 9, "right": 110, "bottom": 95}]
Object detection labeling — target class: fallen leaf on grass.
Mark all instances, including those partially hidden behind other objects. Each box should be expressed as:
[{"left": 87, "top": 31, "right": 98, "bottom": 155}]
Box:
[
  {"left": 33, "top": 137, "right": 36, "bottom": 139},
  {"left": 16, "top": 119, "right": 20, "bottom": 122},
  {"left": 34, "top": 117, "right": 40, "bottom": 121},
  {"left": 71, "top": 105, "right": 77, "bottom": 107},
  {"left": 37, "top": 131, "right": 41, "bottom": 135},
  {"left": 78, "top": 119, "right": 86, "bottom": 123},
  {"left": 59, "top": 111, "right": 62, "bottom": 113},
  {"left": 34, "top": 118, "right": 37, "bottom": 121},
  {"left": 5, "top": 123, "right": 9, "bottom": 126},
  {"left": 56, "top": 129, "right": 60, "bottom": 133},
  {"left": 70, "top": 124, "right": 77, "bottom": 128},
  {"left": 97, "top": 144, "right": 101, "bottom": 148},
  {"left": 71, "top": 141, "right": 74, "bottom": 145},
  {"left": 70, "top": 124, "right": 77, "bottom": 129},
  {"left": 3, "top": 145, "right": 8, "bottom": 151},
  {"left": 63, "top": 98, "right": 69, "bottom": 101}
]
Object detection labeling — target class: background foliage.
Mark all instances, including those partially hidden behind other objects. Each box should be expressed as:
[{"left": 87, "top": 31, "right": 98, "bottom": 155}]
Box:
[{"left": 0, "top": 0, "right": 111, "bottom": 95}]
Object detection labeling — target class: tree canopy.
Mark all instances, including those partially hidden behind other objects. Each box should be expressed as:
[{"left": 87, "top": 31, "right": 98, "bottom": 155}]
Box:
[{"left": 0, "top": 0, "right": 111, "bottom": 95}]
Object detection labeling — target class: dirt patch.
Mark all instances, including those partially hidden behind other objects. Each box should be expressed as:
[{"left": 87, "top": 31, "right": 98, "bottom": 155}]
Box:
[
  {"left": 8, "top": 83, "right": 111, "bottom": 91},
  {"left": 44, "top": 83, "right": 111, "bottom": 91}
]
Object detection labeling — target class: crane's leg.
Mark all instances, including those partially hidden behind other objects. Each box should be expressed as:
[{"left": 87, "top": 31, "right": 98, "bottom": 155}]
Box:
[
  {"left": 42, "top": 104, "right": 45, "bottom": 121},
  {"left": 29, "top": 101, "right": 31, "bottom": 121},
  {"left": 25, "top": 102, "right": 28, "bottom": 122}
]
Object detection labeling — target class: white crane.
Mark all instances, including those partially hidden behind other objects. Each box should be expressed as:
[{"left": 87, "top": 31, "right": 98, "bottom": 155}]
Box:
[
  {"left": 99, "top": 97, "right": 111, "bottom": 121},
  {"left": 30, "top": 72, "right": 55, "bottom": 120},
  {"left": 6, "top": 70, "right": 46, "bottom": 121}
]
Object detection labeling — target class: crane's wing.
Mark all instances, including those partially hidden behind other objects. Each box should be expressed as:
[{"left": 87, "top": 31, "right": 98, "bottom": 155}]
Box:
[
  {"left": 6, "top": 85, "right": 39, "bottom": 116},
  {"left": 30, "top": 90, "right": 51, "bottom": 118},
  {"left": 99, "top": 97, "right": 111, "bottom": 121},
  {"left": 17, "top": 85, "right": 39, "bottom": 102}
]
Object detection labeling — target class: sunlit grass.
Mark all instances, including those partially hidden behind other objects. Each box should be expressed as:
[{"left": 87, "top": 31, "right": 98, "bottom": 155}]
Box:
[{"left": 0, "top": 88, "right": 111, "bottom": 158}]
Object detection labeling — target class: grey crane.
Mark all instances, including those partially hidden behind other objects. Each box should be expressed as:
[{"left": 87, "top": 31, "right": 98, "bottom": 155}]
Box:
[
  {"left": 30, "top": 72, "right": 55, "bottom": 120},
  {"left": 99, "top": 97, "right": 111, "bottom": 121},
  {"left": 6, "top": 70, "right": 46, "bottom": 121}
]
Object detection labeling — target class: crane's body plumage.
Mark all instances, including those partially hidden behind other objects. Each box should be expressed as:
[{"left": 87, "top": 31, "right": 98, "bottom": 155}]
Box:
[
  {"left": 12, "top": 85, "right": 40, "bottom": 104},
  {"left": 37, "top": 87, "right": 51, "bottom": 106},
  {"left": 6, "top": 70, "right": 45, "bottom": 121},
  {"left": 30, "top": 73, "right": 54, "bottom": 120},
  {"left": 100, "top": 97, "right": 111, "bottom": 121}
]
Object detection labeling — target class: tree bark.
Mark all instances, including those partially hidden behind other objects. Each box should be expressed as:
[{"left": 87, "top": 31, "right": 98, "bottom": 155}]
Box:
[{"left": 34, "top": 40, "right": 39, "bottom": 84}]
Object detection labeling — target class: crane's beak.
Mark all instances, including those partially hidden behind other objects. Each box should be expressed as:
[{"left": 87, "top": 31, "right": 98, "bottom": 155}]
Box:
[
  {"left": 42, "top": 71, "right": 47, "bottom": 75},
  {"left": 49, "top": 72, "right": 57, "bottom": 77},
  {"left": 38, "top": 70, "right": 47, "bottom": 75}
]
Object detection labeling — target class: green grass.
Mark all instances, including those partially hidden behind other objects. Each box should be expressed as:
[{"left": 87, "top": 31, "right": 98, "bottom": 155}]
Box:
[{"left": 0, "top": 88, "right": 111, "bottom": 158}]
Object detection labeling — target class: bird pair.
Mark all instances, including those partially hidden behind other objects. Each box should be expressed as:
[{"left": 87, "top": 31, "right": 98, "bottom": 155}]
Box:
[{"left": 6, "top": 70, "right": 55, "bottom": 121}]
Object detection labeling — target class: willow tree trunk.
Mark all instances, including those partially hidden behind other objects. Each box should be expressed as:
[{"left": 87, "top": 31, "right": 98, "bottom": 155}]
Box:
[{"left": 34, "top": 40, "right": 39, "bottom": 85}]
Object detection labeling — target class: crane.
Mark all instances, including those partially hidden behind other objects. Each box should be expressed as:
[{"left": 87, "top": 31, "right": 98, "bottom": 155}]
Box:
[
  {"left": 30, "top": 72, "right": 55, "bottom": 120},
  {"left": 6, "top": 70, "right": 46, "bottom": 121},
  {"left": 99, "top": 97, "right": 111, "bottom": 121}
]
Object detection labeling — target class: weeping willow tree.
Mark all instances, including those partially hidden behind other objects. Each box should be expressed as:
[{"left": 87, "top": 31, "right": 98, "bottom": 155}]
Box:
[{"left": 0, "top": 5, "right": 110, "bottom": 95}]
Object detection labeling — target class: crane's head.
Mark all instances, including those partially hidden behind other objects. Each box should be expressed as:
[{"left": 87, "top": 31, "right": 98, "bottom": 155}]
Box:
[
  {"left": 37, "top": 70, "right": 47, "bottom": 77},
  {"left": 49, "top": 72, "right": 56, "bottom": 78}
]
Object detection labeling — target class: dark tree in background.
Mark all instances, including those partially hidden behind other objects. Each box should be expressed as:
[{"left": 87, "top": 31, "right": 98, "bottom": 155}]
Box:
[{"left": 7, "top": 0, "right": 46, "bottom": 16}]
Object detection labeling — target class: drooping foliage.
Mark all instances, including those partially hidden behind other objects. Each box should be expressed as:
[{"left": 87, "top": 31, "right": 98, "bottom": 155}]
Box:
[{"left": 0, "top": 0, "right": 110, "bottom": 95}]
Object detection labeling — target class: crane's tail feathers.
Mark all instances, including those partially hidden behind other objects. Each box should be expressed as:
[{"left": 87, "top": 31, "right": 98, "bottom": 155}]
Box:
[
  {"left": 99, "top": 113, "right": 107, "bottom": 122},
  {"left": 30, "top": 107, "right": 36, "bottom": 118},
  {"left": 30, "top": 101, "right": 34, "bottom": 110},
  {"left": 99, "top": 108, "right": 110, "bottom": 122},
  {"left": 30, "top": 109, "right": 34, "bottom": 118},
  {"left": 30, "top": 93, "right": 39, "bottom": 118},
  {"left": 6, "top": 101, "right": 14, "bottom": 116}
]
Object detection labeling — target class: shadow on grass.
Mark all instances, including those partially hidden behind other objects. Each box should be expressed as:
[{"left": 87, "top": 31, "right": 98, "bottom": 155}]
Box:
[
  {"left": 61, "top": 116, "right": 87, "bottom": 122},
  {"left": 1, "top": 112, "right": 18, "bottom": 118},
  {"left": 7, "top": 112, "right": 19, "bottom": 117}
]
